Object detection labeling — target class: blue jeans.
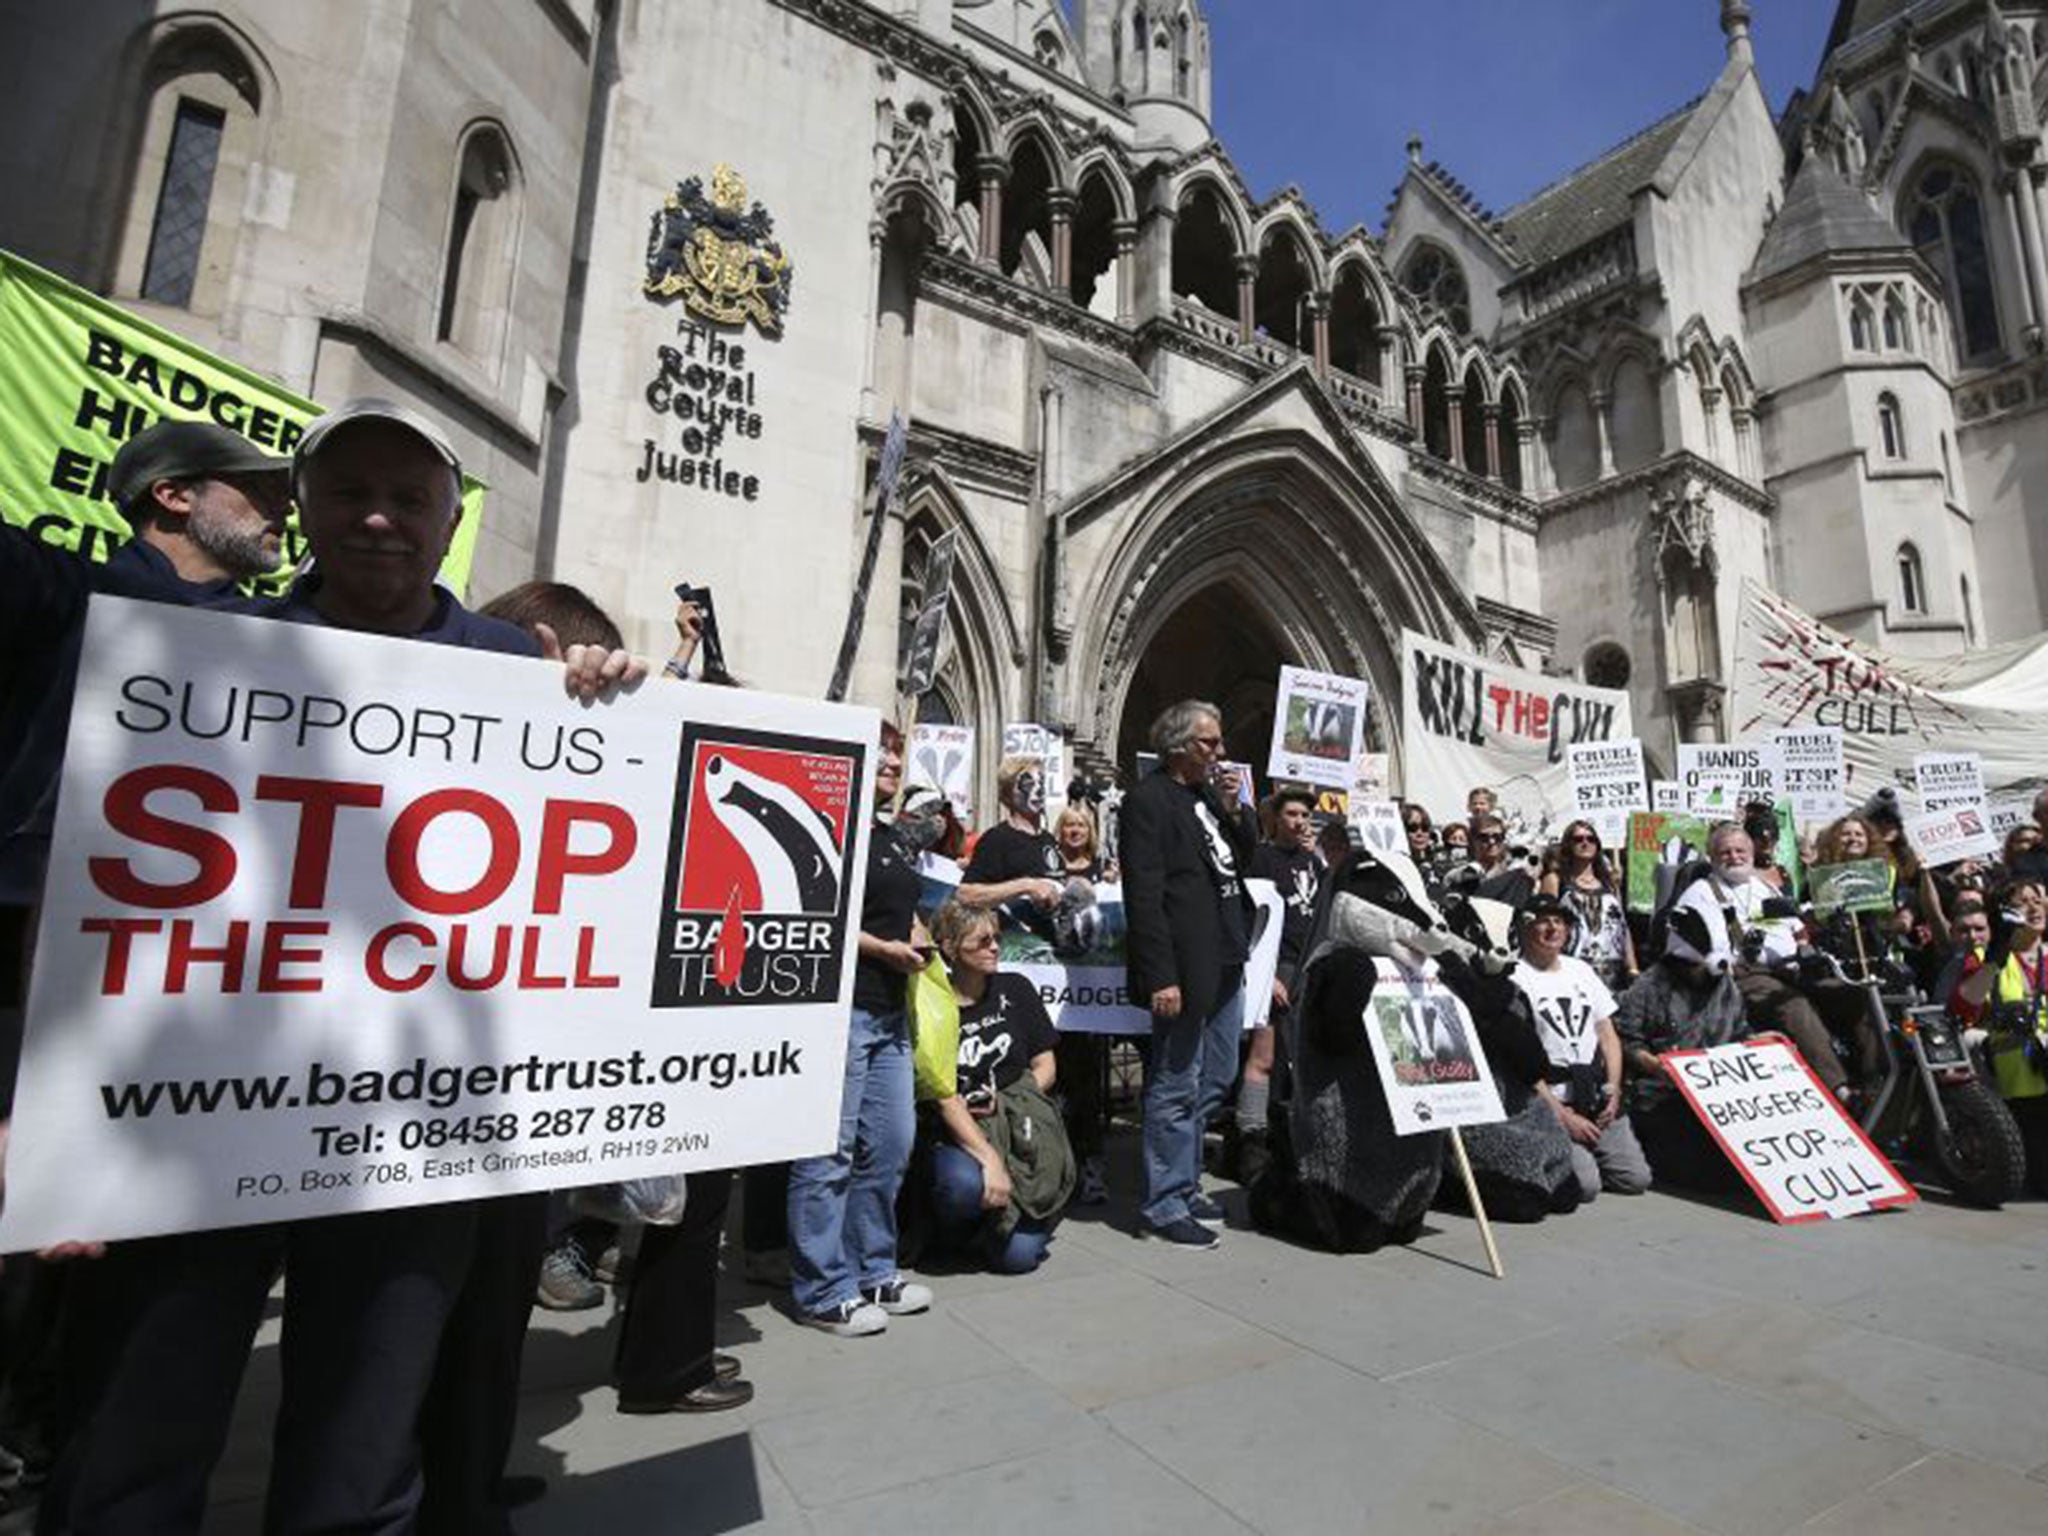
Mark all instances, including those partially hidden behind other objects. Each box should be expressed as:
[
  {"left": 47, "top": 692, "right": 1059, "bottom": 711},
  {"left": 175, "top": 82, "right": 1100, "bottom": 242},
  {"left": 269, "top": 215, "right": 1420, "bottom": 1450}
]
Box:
[
  {"left": 788, "top": 1005, "right": 913, "bottom": 1314},
  {"left": 929, "top": 1142, "right": 1052, "bottom": 1275},
  {"left": 1140, "top": 980, "right": 1245, "bottom": 1228}
]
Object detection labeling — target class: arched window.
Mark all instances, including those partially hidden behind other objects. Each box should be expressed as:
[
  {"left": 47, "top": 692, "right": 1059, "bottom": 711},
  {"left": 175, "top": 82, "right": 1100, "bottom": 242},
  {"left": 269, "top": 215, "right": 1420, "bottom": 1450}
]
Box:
[
  {"left": 119, "top": 23, "right": 267, "bottom": 312},
  {"left": 1849, "top": 297, "right": 1875, "bottom": 350},
  {"left": 1897, "top": 543, "right": 1926, "bottom": 615},
  {"left": 1400, "top": 243, "right": 1470, "bottom": 335},
  {"left": 1882, "top": 294, "right": 1907, "bottom": 350},
  {"left": 437, "top": 124, "right": 520, "bottom": 360},
  {"left": 1877, "top": 391, "right": 1905, "bottom": 459},
  {"left": 1907, "top": 162, "right": 2001, "bottom": 363}
]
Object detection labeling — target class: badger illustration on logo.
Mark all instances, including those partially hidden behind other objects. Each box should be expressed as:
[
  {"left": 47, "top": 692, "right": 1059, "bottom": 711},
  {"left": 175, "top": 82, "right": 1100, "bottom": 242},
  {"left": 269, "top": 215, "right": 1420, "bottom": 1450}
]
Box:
[{"left": 653, "top": 726, "right": 864, "bottom": 1009}]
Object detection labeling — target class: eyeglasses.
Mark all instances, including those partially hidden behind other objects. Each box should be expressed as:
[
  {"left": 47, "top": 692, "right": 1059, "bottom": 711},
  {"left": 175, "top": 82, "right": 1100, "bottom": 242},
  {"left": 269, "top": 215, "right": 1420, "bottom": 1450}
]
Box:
[
  {"left": 1570, "top": 834, "right": 1597, "bottom": 846},
  {"left": 1475, "top": 832, "right": 1504, "bottom": 845}
]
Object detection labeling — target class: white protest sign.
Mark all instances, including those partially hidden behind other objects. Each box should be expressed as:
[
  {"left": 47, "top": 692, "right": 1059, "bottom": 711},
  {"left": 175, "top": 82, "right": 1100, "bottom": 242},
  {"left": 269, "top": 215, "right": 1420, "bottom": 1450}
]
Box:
[
  {"left": 1363, "top": 959, "right": 1506, "bottom": 1136},
  {"left": 1905, "top": 805, "right": 1999, "bottom": 866},
  {"left": 1268, "top": 665, "right": 1370, "bottom": 790},
  {"left": 908, "top": 858, "right": 1282, "bottom": 1036},
  {"left": 2, "top": 598, "right": 880, "bottom": 1252},
  {"left": 1677, "top": 742, "right": 1783, "bottom": 812},
  {"left": 1347, "top": 798, "right": 1407, "bottom": 856},
  {"left": 1914, "top": 751, "right": 1986, "bottom": 817},
  {"left": 907, "top": 722, "right": 974, "bottom": 818},
  {"left": 1567, "top": 738, "right": 1646, "bottom": 846},
  {"left": 1353, "top": 752, "right": 1391, "bottom": 802},
  {"left": 1662, "top": 1037, "right": 1915, "bottom": 1221},
  {"left": 1988, "top": 796, "right": 2033, "bottom": 844},
  {"left": 1771, "top": 727, "right": 1846, "bottom": 822},
  {"left": 1650, "top": 780, "right": 1683, "bottom": 813},
  {"left": 1002, "top": 722, "right": 1067, "bottom": 814},
  {"left": 1401, "top": 631, "right": 1631, "bottom": 834}
]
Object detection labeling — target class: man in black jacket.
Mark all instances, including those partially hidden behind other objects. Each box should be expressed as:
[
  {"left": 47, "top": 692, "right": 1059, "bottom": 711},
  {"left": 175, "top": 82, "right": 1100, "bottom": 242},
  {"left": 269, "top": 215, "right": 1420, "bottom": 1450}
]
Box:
[{"left": 1120, "top": 699, "right": 1257, "bottom": 1248}]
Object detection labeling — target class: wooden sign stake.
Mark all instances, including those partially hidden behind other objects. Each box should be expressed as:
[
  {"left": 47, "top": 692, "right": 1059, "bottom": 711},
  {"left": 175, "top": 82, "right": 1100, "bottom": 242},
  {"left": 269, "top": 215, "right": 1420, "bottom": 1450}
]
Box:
[{"left": 1448, "top": 1126, "right": 1505, "bottom": 1279}]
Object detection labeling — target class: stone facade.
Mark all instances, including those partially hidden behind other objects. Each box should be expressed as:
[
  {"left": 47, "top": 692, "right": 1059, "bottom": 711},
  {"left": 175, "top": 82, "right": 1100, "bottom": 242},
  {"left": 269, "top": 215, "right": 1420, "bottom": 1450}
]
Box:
[{"left": 3, "top": 0, "right": 2042, "bottom": 810}]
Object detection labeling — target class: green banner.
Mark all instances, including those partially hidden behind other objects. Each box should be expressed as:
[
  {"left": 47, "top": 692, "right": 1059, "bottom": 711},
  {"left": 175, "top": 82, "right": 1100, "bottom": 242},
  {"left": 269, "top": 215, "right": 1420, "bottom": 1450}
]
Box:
[
  {"left": 1625, "top": 801, "right": 1804, "bottom": 913},
  {"left": 1807, "top": 859, "right": 1893, "bottom": 915},
  {"left": 0, "top": 249, "right": 482, "bottom": 596}
]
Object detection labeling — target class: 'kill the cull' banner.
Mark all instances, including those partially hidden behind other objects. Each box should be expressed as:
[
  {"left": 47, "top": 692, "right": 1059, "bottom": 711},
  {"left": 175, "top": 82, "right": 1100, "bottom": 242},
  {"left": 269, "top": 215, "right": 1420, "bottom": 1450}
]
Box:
[
  {"left": 0, "top": 598, "right": 879, "bottom": 1251},
  {"left": 1731, "top": 579, "right": 2048, "bottom": 799},
  {"left": 0, "top": 249, "right": 483, "bottom": 595},
  {"left": 1401, "top": 630, "right": 1632, "bottom": 832}
]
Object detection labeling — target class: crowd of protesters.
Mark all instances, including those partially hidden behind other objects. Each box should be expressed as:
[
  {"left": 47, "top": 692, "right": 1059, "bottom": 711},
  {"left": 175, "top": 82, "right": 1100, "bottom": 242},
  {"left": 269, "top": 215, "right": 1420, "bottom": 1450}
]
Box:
[{"left": 3, "top": 409, "right": 2048, "bottom": 1528}]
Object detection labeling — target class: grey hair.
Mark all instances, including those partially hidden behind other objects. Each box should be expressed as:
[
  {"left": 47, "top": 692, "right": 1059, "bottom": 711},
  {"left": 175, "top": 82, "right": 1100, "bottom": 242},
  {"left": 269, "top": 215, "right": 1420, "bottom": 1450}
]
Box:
[{"left": 1149, "top": 699, "right": 1221, "bottom": 759}]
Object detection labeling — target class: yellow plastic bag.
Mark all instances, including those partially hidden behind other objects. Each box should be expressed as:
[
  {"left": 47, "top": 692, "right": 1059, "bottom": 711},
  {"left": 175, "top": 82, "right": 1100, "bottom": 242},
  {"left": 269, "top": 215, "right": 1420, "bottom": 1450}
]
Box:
[{"left": 908, "top": 954, "right": 960, "bottom": 1102}]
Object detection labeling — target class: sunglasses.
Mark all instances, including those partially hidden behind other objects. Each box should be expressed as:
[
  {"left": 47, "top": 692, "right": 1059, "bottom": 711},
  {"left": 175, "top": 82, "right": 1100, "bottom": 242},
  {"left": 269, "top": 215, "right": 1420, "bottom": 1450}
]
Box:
[
  {"left": 1475, "top": 832, "right": 1504, "bottom": 845},
  {"left": 1570, "top": 833, "right": 1597, "bottom": 845}
]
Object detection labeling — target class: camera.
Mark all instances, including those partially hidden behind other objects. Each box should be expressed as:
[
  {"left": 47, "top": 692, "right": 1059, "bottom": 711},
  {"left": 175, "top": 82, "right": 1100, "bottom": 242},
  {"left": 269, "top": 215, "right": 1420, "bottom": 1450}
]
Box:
[{"left": 673, "top": 582, "right": 731, "bottom": 681}]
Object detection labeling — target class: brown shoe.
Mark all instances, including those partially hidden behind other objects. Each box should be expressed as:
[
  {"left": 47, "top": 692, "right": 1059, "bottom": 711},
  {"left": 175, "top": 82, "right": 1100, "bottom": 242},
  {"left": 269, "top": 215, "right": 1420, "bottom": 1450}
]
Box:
[{"left": 618, "top": 1378, "right": 754, "bottom": 1414}]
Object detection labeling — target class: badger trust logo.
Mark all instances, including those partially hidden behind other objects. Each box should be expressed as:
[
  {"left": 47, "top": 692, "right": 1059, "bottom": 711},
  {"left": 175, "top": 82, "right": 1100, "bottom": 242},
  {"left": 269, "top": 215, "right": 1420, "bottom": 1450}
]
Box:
[
  {"left": 643, "top": 163, "right": 795, "bottom": 337},
  {"left": 652, "top": 725, "right": 862, "bottom": 1008}
]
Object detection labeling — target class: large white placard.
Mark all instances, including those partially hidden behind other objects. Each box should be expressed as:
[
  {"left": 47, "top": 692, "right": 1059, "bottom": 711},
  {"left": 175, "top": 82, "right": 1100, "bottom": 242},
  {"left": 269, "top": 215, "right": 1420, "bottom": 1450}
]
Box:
[
  {"left": 2, "top": 598, "right": 880, "bottom": 1251},
  {"left": 1362, "top": 959, "right": 1506, "bottom": 1136},
  {"left": 1904, "top": 805, "right": 1999, "bottom": 866},
  {"left": 1914, "top": 751, "right": 1986, "bottom": 817},
  {"left": 1676, "top": 742, "right": 1783, "bottom": 811},
  {"left": 1770, "top": 727, "right": 1846, "bottom": 822},
  {"left": 1661, "top": 1037, "right": 1915, "bottom": 1222},
  {"left": 1566, "top": 738, "right": 1646, "bottom": 846},
  {"left": 1267, "top": 665, "right": 1371, "bottom": 790},
  {"left": 1400, "top": 630, "right": 1632, "bottom": 835},
  {"left": 907, "top": 722, "right": 974, "bottom": 818},
  {"left": 911, "top": 858, "right": 1282, "bottom": 1036},
  {"left": 1988, "top": 796, "right": 2033, "bottom": 844},
  {"left": 1731, "top": 578, "right": 2048, "bottom": 798}
]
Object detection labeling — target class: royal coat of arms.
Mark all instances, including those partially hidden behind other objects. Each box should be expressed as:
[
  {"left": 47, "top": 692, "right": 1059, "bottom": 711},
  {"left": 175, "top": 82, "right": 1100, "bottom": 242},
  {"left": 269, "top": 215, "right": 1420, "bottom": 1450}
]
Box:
[{"left": 644, "top": 164, "right": 795, "bottom": 336}]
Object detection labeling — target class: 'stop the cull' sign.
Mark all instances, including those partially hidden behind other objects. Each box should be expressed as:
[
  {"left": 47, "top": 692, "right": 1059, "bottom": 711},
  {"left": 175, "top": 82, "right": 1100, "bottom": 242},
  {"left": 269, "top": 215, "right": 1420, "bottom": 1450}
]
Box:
[{"left": 1661, "top": 1037, "right": 1914, "bottom": 1222}]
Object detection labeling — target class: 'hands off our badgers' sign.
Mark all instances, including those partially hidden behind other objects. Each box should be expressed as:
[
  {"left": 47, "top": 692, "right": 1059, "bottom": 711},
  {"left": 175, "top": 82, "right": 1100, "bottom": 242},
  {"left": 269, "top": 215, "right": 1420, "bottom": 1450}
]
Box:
[{"left": 2, "top": 599, "right": 879, "bottom": 1252}]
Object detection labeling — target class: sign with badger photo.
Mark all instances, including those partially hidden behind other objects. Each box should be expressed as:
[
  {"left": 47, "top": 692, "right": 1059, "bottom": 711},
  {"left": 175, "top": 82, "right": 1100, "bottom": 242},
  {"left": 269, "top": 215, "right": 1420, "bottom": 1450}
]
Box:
[{"left": 1268, "top": 664, "right": 1371, "bottom": 790}]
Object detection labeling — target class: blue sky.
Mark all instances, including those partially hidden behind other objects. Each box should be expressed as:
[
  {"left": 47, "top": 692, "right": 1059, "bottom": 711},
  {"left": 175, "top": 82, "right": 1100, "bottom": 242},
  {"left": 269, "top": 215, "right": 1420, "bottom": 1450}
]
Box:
[{"left": 1188, "top": 0, "right": 1841, "bottom": 233}]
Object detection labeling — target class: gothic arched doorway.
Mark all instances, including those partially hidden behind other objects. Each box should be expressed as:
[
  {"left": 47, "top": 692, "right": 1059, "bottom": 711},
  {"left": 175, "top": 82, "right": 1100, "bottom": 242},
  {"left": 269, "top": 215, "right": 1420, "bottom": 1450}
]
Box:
[{"left": 1115, "top": 583, "right": 1289, "bottom": 774}]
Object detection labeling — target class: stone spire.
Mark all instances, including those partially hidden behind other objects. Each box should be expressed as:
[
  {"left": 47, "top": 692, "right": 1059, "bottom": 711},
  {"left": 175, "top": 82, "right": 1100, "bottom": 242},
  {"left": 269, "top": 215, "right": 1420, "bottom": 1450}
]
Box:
[{"left": 1721, "top": 0, "right": 1755, "bottom": 66}]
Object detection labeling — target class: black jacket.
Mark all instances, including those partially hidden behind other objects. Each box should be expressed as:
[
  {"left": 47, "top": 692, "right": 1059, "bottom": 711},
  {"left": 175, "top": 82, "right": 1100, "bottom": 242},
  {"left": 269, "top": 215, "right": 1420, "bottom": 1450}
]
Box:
[{"left": 1120, "top": 768, "right": 1257, "bottom": 1022}]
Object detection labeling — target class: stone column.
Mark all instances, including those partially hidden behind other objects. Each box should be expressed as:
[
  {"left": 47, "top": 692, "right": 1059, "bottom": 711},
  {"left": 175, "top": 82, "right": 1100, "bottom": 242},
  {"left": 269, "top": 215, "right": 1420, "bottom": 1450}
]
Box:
[
  {"left": 2006, "top": 169, "right": 2048, "bottom": 343},
  {"left": 1376, "top": 325, "right": 1400, "bottom": 404},
  {"left": 1591, "top": 389, "right": 1616, "bottom": 481},
  {"left": 1234, "top": 253, "right": 1258, "bottom": 344},
  {"left": 1309, "top": 293, "right": 1331, "bottom": 375},
  {"left": 1516, "top": 419, "right": 1537, "bottom": 493},
  {"left": 859, "top": 219, "right": 885, "bottom": 415},
  {"left": 1112, "top": 220, "right": 1138, "bottom": 324},
  {"left": 1405, "top": 363, "right": 1425, "bottom": 434},
  {"left": 976, "top": 154, "right": 1008, "bottom": 266},
  {"left": 1698, "top": 383, "right": 1723, "bottom": 466},
  {"left": 1048, "top": 190, "right": 1075, "bottom": 297},
  {"left": 1482, "top": 402, "right": 1502, "bottom": 482},
  {"left": 1445, "top": 385, "right": 1466, "bottom": 470},
  {"left": 1731, "top": 404, "right": 1756, "bottom": 481}
]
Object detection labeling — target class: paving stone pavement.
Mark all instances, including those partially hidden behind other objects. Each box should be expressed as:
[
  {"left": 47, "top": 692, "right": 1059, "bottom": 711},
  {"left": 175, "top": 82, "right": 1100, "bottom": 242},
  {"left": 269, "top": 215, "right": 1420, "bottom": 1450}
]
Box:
[{"left": 193, "top": 1135, "right": 2048, "bottom": 1535}]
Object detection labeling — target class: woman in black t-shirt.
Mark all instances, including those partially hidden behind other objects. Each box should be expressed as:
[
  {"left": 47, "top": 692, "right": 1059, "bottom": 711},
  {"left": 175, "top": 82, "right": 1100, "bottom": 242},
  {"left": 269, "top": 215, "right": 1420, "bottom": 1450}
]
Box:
[{"left": 927, "top": 902, "right": 1061, "bottom": 1273}]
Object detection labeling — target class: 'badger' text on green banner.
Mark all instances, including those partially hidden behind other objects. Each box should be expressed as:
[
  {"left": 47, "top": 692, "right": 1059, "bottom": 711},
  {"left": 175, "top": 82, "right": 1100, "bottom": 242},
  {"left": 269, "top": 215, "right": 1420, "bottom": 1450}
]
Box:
[{"left": 0, "top": 249, "right": 483, "bottom": 595}]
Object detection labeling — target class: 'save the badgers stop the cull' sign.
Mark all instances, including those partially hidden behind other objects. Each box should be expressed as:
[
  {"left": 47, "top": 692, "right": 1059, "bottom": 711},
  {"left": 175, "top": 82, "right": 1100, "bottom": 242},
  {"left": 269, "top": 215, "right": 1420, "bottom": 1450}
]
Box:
[{"left": 0, "top": 597, "right": 878, "bottom": 1251}]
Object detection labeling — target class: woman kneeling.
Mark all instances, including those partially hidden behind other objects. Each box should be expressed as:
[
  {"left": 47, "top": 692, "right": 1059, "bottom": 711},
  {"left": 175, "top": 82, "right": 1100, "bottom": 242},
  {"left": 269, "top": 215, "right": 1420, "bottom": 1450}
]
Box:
[{"left": 926, "top": 902, "right": 1071, "bottom": 1273}]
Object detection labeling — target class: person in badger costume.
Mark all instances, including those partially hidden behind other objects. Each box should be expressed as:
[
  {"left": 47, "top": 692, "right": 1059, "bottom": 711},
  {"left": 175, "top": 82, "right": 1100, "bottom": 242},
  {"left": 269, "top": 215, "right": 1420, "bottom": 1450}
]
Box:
[
  {"left": 1248, "top": 844, "right": 1570, "bottom": 1248},
  {"left": 1611, "top": 864, "right": 1753, "bottom": 1191}
]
